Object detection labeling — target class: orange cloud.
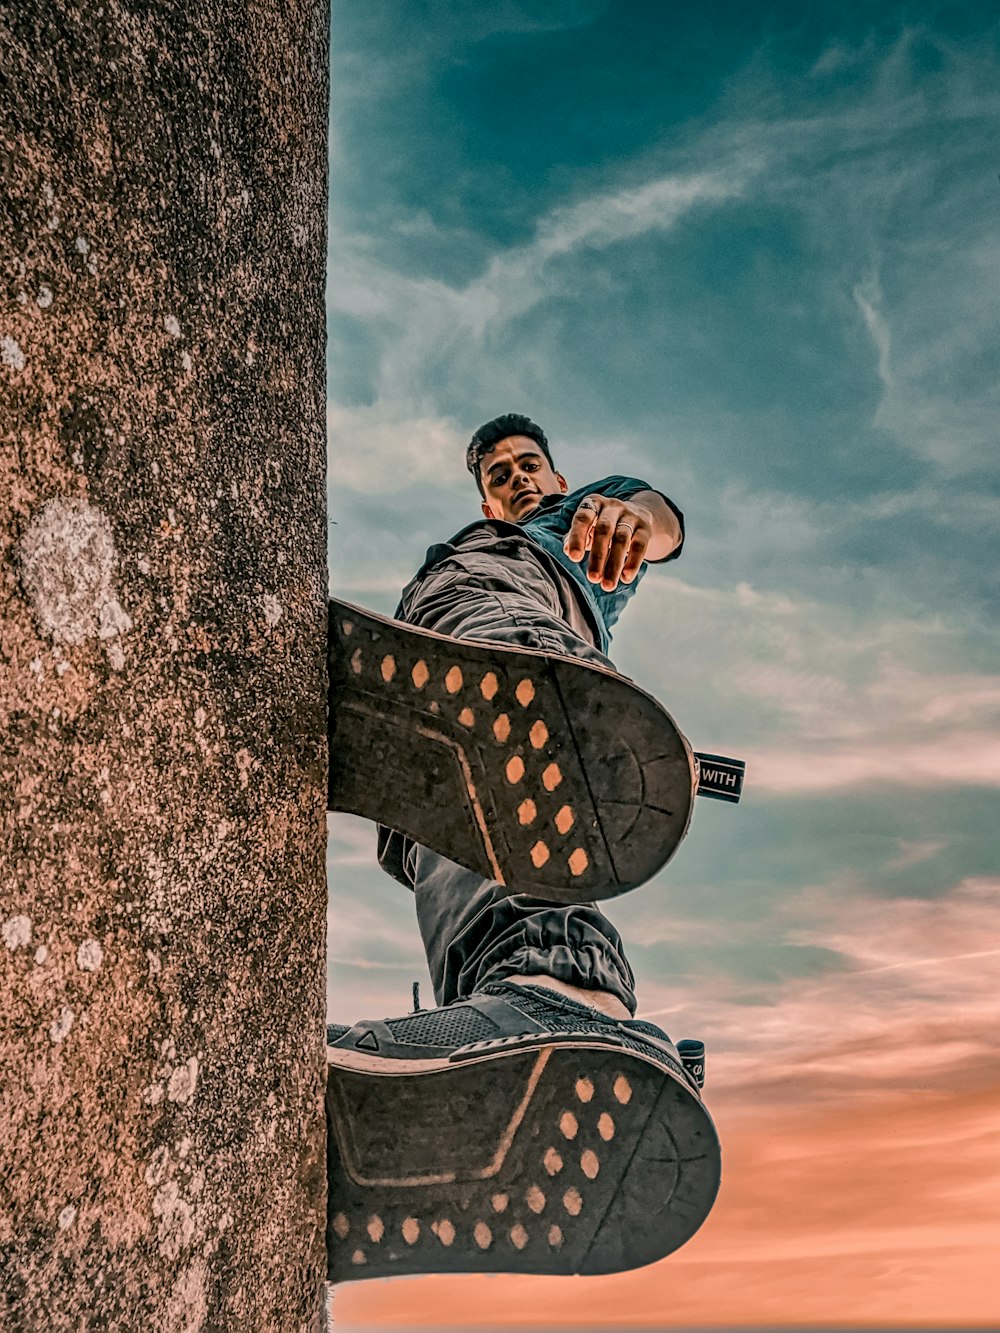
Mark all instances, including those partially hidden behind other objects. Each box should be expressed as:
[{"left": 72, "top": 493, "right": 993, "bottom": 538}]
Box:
[
  {"left": 332, "top": 1084, "right": 1000, "bottom": 1329},
  {"left": 331, "top": 879, "right": 1000, "bottom": 1327}
]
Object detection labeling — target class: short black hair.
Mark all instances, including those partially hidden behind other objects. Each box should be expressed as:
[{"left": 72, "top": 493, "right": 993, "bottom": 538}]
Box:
[{"left": 466, "top": 413, "right": 554, "bottom": 497}]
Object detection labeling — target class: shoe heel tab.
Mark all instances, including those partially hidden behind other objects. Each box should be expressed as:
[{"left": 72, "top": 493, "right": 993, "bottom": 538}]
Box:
[{"left": 677, "top": 1038, "right": 706, "bottom": 1088}]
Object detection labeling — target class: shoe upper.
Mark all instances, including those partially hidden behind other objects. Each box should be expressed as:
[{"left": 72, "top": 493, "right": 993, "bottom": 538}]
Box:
[{"left": 326, "top": 981, "right": 702, "bottom": 1095}]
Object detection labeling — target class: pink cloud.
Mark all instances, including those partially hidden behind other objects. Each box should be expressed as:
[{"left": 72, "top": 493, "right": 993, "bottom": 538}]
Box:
[
  {"left": 635, "top": 878, "right": 1000, "bottom": 1108},
  {"left": 749, "top": 733, "right": 1000, "bottom": 792}
]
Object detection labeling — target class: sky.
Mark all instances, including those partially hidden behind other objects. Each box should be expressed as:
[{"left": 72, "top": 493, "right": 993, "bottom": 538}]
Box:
[{"left": 324, "top": 2, "right": 1000, "bottom": 1327}]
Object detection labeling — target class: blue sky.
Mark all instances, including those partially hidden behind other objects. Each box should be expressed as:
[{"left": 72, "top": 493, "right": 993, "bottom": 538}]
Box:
[{"left": 325, "top": 4, "right": 1000, "bottom": 1324}]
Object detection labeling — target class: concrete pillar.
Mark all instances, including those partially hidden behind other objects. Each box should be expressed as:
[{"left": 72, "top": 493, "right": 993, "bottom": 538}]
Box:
[{"left": 1, "top": 2, "right": 329, "bottom": 1327}]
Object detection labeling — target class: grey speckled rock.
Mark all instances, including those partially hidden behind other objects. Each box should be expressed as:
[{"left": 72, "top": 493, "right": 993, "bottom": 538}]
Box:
[{"left": 0, "top": 2, "right": 329, "bottom": 1328}]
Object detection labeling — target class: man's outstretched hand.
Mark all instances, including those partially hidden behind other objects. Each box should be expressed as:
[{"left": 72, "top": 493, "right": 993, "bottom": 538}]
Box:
[{"left": 563, "top": 490, "right": 682, "bottom": 591}]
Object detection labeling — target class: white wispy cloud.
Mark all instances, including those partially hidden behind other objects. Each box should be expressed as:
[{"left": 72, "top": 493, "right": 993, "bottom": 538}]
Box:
[
  {"left": 328, "top": 27, "right": 999, "bottom": 498},
  {"left": 853, "top": 277, "right": 893, "bottom": 390},
  {"left": 327, "top": 401, "right": 467, "bottom": 495},
  {"left": 469, "top": 168, "right": 746, "bottom": 320},
  {"left": 328, "top": 164, "right": 756, "bottom": 421},
  {"left": 886, "top": 837, "right": 947, "bottom": 871}
]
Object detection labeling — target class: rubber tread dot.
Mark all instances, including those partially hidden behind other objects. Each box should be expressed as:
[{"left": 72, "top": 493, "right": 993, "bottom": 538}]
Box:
[
  {"left": 563, "top": 1188, "right": 583, "bottom": 1216},
  {"left": 529, "top": 720, "right": 549, "bottom": 748},
  {"left": 613, "top": 1074, "right": 633, "bottom": 1104},
  {"left": 526, "top": 1185, "right": 546, "bottom": 1214},
  {"left": 568, "top": 848, "right": 589, "bottom": 877}
]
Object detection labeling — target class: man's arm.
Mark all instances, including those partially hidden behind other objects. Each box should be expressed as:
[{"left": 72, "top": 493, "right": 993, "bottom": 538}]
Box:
[{"left": 563, "top": 488, "right": 682, "bottom": 592}]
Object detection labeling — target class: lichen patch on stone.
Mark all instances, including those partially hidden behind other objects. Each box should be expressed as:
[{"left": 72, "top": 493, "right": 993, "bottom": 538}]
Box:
[
  {"left": 164, "top": 1259, "right": 208, "bottom": 1329},
  {"left": 2, "top": 335, "right": 26, "bottom": 372},
  {"left": 77, "top": 938, "right": 104, "bottom": 971},
  {"left": 49, "top": 1007, "right": 75, "bottom": 1044},
  {"left": 3, "top": 915, "right": 33, "bottom": 950},
  {"left": 167, "top": 1056, "right": 200, "bottom": 1105},
  {"left": 145, "top": 1146, "right": 172, "bottom": 1187},
  {"left": 152, "top": 1180, "right": 196, "bottom": 1259},
  {"left": 18, "top": 499, "right": 133, "bottom": 658}
]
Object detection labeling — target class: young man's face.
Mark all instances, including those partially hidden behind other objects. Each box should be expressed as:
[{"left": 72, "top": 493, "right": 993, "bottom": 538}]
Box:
[{"left": 479, "top": 435, "right": 568, "bottom": 522}]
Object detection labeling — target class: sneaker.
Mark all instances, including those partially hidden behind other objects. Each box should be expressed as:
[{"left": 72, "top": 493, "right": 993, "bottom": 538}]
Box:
[
  {"left": 328, "top": 597, "right": 697, "bottom": 903},
  {"left": 325, "top": 981, "right": 720, "bottom": 1282}
]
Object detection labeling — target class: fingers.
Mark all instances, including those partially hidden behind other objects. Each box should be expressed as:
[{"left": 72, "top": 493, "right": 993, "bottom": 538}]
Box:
[
  {"left": 564, "top": 496, "right": 651, "bottom": 590},
  {"left": 586, "top": 508, "right": 621, "bottom": 585},
  {"left": 563, "top": 495, "right": 602, "bottom": 561},
  {"left": 590, "top": 518, "right": 647, "bottom": 590},
  {"left": 587, "top": 507, "right": 649, "bottom": 590},
  {"left": 620, "top": 527, "right": 649, "bottom": 584}
]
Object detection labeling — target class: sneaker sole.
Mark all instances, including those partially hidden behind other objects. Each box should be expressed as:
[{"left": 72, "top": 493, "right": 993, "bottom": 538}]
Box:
[
  {"left": 328, "top": 598, "right": 696, "bottom": 903},
  {"left": 325, "top": 1037, "right": 721, "bottom": 1280}
]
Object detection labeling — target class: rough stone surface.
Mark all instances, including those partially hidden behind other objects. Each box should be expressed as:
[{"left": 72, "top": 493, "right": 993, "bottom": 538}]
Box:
[{"left": 0, "top": 1, "right": 330, "bottom": 1327}]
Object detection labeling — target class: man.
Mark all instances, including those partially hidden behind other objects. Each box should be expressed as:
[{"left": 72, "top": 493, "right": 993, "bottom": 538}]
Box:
[{"left": 326, "top": 414, "right": 719, "bottom": 1283}]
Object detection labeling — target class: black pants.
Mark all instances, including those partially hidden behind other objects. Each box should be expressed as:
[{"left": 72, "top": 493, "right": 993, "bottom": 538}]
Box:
[{"left": 378, "top": 551, "right": 638, "bottom": 1015}]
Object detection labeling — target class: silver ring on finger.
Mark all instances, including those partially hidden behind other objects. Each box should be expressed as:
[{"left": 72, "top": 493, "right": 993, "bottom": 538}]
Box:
[{"left": 616, "top": 522, "right": 635, "bottom": 538}]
